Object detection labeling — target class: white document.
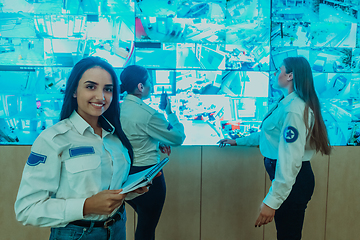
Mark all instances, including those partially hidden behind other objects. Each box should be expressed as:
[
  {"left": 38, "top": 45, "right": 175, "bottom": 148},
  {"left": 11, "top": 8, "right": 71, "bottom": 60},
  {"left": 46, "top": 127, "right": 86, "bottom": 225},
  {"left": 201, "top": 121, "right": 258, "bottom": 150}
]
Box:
[{"left": 121, "top": 157, "right": 169, "bottom": 193}]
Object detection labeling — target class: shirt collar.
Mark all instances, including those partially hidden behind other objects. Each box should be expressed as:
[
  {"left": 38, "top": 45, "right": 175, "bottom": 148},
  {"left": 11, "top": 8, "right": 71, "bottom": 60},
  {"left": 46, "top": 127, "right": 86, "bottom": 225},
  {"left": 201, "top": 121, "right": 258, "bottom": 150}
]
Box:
[
  {"left": 123, "top": 94, "right": 144, "bottom": 105},
  {"left": 69, "top": 111, "right": 115, "bottom": 135},
  {"left": 280, "top": 91, "right": 297, "bottom": 106}
]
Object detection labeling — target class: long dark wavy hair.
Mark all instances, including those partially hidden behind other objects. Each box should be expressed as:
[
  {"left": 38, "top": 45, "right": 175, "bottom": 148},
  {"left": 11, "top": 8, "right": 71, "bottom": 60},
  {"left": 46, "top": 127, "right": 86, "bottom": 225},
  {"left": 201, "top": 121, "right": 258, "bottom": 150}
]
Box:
[
  {"left": 60, "top": 56, "right": 133, "bottom": 163},
  {"left": 283, "top": 56, "right": 331, "bottom": 155}
]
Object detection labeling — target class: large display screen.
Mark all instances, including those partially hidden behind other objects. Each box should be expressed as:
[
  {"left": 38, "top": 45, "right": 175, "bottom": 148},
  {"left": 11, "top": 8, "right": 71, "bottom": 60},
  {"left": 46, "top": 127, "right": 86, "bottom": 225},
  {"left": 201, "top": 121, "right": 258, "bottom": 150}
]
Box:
[{"left": 0, "top": 0, "right": 359, "bottom": 146}]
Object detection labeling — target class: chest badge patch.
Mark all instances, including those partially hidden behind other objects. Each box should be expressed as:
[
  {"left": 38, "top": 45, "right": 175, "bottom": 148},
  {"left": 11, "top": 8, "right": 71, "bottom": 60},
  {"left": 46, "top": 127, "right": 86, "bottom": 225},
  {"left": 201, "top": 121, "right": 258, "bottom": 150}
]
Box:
[
  {"left": 69, "top": 146, "right": 95, "bottom": 157},
  {"left": 284, "top": 126, "right": 299, "bottom": 143}
]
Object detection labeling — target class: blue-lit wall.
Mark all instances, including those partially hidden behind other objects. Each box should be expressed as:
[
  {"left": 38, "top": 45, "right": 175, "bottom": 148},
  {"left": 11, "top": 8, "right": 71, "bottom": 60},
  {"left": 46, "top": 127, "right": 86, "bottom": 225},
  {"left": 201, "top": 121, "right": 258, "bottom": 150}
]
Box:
[{"left": 0, "top": 0, "right": 359, "bottom": 145}]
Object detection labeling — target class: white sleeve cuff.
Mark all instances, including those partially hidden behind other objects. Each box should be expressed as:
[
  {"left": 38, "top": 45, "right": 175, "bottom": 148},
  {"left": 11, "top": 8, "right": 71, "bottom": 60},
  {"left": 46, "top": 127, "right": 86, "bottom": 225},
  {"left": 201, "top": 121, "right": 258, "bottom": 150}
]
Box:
[
  {"left": 263, "top": 192, "right": 282, "bottom": 210},
  {"left": 167, "top": 113, "right": 178, "bottom": 123},
  {"left": 235, "top": 132, "right": 260, "bottom": 147},
  {"left": 65, "top": 198, "right": 86, "bottom": 222},
  {"left": 235, "top": 137, "right": 247, "bottom": 146}
]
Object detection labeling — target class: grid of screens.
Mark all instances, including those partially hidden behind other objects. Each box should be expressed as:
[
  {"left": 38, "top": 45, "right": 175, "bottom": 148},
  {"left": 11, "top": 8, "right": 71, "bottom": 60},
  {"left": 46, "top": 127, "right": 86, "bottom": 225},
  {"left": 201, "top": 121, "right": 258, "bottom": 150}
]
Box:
[{"left": 0, "top": 0, "right": 359, "bottom": 146}]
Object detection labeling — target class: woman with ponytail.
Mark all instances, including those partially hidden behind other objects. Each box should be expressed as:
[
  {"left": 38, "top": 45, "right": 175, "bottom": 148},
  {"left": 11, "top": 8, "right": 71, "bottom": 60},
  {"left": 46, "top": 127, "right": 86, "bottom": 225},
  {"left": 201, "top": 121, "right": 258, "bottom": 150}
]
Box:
[
  {"left": 119, "top": 65, "right": 185, "bottom": 240},
  {"left": 218, "top": 56, "right": 331, "bottom": 240}
]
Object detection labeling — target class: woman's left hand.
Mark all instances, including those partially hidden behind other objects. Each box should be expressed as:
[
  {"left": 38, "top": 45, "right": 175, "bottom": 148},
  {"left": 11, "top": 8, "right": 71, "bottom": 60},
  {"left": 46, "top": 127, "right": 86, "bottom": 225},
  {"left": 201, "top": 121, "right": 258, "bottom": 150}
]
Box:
[
  {"left": 217, "top": 138, "right": 237, "bottom": 147},
  {"left": 130, "top": 172, "right": 162, "bottom": 194},
  {"left": 255, "top": 202, "right": 275, "bottom": 227},
  {"left": 131, "top": 186, "right": 149, "bottom": 194}
]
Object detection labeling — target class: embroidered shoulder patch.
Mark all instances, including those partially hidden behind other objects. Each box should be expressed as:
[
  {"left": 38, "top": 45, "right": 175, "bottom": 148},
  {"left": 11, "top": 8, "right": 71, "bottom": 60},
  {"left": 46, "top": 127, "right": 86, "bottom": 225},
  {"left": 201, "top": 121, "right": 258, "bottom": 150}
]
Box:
[
  {"left": 167, "top": 124, "right": 173, "bottom": 131},
  {"left": 283, "top": 126, "right": 299, "bottom": 143},
  {"left": 69, "top": 146, "right": 95, "bottom": 157},
  {"left": 27, "top": 152, "right": 47, "bottom": 166}
]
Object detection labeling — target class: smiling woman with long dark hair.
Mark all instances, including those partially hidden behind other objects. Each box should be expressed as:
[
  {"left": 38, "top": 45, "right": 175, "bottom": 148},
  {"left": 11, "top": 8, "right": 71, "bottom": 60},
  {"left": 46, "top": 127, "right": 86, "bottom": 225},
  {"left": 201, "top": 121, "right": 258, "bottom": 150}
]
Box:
[{"left": 15, "top": 57, "right": 148, "bottom": 240}]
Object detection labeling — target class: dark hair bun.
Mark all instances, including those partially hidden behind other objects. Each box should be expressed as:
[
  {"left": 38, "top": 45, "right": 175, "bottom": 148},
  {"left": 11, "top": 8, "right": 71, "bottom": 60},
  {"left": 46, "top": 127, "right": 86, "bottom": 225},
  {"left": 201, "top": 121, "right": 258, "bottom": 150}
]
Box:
[{"left": 120, "top": 65, "right": 148, "bottom": 94}]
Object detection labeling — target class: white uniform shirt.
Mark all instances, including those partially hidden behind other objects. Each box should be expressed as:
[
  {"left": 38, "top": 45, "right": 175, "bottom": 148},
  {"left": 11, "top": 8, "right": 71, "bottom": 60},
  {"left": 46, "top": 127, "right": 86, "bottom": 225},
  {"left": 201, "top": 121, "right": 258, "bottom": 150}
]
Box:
[
  {"left": 15, "top": 111, "right": 132, "bottom": 227},
  {"left": 236, "top": 92, "right": 315, "bottom": 209},
  {"left": 120, "top": 94, "right": 186, "bottom": 166}
]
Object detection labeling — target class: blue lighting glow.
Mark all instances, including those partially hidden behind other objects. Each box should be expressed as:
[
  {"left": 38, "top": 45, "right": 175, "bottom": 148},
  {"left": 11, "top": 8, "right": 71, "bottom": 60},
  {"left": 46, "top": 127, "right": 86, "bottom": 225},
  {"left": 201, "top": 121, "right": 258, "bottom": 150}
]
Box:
[{"left": 0, "top": 0, "right": 359, "bottom": 146}]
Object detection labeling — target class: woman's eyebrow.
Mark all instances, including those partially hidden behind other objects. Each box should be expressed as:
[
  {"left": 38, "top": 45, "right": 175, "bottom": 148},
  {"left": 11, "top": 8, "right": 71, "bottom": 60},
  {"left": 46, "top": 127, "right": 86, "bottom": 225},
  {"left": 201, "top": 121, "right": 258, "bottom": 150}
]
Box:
[
  {"left": 83, "top": 81, "right": 113, "bottom": 87},
  {"left": 84, "top": 80, "right": 98, "bottom": 85}
]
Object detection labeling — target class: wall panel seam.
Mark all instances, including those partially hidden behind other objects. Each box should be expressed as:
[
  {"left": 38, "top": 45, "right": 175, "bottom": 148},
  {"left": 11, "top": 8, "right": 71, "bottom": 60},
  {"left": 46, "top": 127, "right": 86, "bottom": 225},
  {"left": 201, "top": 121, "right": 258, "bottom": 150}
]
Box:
[
  {"left": 200, "top": 146, "right": 203, "bottom": 240},
  {"left": 324, "top": 154, "right": 330, "bottom": 240}
]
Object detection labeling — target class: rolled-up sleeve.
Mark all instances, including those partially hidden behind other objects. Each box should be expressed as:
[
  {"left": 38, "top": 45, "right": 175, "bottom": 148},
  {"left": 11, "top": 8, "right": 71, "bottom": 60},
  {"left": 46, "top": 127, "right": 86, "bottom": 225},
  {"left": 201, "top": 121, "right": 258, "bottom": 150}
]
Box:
[
  {"left": 14, "top": 136, "right": 85, "bottom": 227},
  {"left": 263, "top": 112, "right": 306, "bottom": 209},
  {"left": 146, "top": 112, "right": 186, "bottom": 146}
]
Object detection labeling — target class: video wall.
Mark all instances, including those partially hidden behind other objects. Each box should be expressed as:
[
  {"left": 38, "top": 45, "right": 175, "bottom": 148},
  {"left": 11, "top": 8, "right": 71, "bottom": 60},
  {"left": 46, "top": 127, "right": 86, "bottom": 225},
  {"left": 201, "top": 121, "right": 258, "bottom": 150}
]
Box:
[{"left": 0, "top": 0, "right": 359, "bottom": 146}]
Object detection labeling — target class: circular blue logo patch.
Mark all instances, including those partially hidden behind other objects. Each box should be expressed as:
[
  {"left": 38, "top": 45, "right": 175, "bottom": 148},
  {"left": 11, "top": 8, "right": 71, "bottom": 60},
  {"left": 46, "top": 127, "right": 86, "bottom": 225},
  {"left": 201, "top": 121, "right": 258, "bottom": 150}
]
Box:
[{"left": 283, "top": 126, "right": 299, "bottom": 143}]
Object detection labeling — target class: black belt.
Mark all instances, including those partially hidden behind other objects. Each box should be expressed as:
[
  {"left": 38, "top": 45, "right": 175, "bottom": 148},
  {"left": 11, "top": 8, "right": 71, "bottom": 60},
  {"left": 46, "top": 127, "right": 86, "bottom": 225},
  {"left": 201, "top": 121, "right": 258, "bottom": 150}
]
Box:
[{"left": 70, "top": 204, "right": 125, "bottom": 228}]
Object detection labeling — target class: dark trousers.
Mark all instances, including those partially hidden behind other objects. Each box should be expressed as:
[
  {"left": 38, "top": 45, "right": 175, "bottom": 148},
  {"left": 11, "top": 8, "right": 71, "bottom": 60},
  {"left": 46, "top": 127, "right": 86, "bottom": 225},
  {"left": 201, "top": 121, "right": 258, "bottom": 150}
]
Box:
[
  {"left": 126, "top": 165, "right": 166, "bottom": 240},
  {"left": 264, "top": 158, "right": 315, "bottom": 240}
]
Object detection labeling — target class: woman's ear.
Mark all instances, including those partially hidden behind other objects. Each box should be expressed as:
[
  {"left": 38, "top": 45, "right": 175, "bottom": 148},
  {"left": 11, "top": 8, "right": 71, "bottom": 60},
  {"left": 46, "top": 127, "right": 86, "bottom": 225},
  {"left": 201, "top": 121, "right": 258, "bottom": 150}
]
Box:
[
  {"left": 287, "top": 72, "right": 293, "bottom": 81},
  {"left": 137, "top": 83, "right": 144, "bottom": 92},
  {"left": 73, "top": 91, "right": 77, "bottom": 98}
]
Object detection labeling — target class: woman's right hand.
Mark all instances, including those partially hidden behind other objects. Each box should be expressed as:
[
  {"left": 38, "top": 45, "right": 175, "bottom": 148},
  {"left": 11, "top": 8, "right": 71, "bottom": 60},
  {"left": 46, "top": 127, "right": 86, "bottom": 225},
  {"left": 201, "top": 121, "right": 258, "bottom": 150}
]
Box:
[
  {"left": 83, "top": 189, "right": 126, "bottom": 216},
  {"left": 217, "top": 138, "right": 237, "bottom": 148},
  {"left": 159, "top": 143, "right": 171, "bottom": 156}
]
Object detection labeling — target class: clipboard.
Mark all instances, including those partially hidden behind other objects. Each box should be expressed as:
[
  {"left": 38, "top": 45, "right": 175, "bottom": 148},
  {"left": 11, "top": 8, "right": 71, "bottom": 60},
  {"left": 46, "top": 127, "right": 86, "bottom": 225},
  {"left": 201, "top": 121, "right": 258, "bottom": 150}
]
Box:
[{"left": 121, "top": 157, "right": 169, "bottom": 193}]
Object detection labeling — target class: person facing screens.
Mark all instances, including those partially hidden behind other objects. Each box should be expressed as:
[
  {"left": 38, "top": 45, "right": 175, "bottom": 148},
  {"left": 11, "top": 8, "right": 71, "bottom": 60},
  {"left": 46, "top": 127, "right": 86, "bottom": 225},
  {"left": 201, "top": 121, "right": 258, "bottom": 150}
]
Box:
[
  {"left": 119, "top": 65, "right": 186, "bottom": 240},
  {"left": 14, "top": 56, "right": 149, "bottom": 240},
  {"left": 218, "top": 56, "right": 331, "bottom": 240}
]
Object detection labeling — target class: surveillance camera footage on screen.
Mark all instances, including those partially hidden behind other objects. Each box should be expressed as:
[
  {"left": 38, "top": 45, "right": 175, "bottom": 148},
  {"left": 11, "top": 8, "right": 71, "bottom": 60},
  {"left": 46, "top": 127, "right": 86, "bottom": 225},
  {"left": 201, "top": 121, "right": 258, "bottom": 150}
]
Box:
[{"left": 0, "top": 0, "right": 359, "bottom": 146}]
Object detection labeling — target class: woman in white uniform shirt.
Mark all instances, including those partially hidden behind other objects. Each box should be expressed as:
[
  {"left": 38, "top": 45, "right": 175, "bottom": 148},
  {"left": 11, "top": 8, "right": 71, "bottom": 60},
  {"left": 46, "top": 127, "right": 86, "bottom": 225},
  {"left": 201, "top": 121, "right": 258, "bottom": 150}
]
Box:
[
  {"left": 14, "top": 57, "right": 148, "bottom": 240},
  {"left": 119, "top": 65, "right": 186, "bottom": 240},
  {"left": 218, "top": 57, "right": 331, "bottom": 239}
]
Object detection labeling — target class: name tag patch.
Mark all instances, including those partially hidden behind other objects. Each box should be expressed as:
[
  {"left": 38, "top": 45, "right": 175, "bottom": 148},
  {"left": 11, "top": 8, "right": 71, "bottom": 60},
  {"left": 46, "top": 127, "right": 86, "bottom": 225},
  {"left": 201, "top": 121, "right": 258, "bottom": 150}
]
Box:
[
  {"left": 69, "top": 146, "right": 95, "bottom": 157},
  {"left": 284, "top": 126, "right": 299, "bottom": 143},
  {"left": 27, "top": 152, "right": 47, "bottom": 166}
]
